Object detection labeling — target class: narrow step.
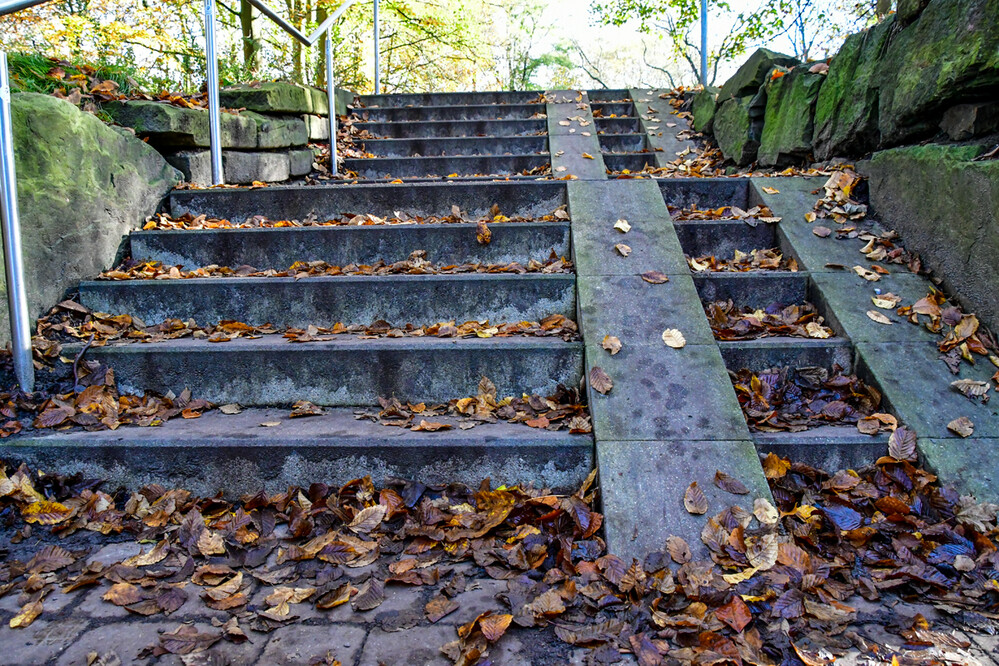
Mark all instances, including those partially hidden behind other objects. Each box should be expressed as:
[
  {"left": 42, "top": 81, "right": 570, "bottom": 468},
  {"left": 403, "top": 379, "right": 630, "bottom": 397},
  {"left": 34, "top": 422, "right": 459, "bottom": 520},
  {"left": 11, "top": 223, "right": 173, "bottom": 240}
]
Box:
[
  {"left": 598, "top": 133, "right": 649, "bottom": 153},
  {"left": 674, "top": 219, "right": 784, "bottom": 260},
  {"left": 358, "top": 91, "right": 542, "bottom": 108},
  {"left": 717, "top": 338, "right": 855, "bottom": 373},
  {"left": 356, "top": 104, "right": 545, "bottom": 122},
  {"left": 342, "top": 154, "right": 549, "bottom": 179},
  {"left": 131, "top": 222, "right": 570, "bottom": 269},
  {"left": 585, "top": 89, "right": 632, "bottom": 102},
  {"left": 602, "top": 153, "right": 656, "bottom": 173},
  {"left": 754, "top": 425, "right": 889, "bottom": 471},
  {"left": 659, "top": 177, "right": 751, "bottom": 210},
  {"left": 692, "top": 271, "right": 809, "bottom": 306},
  {"left": 591, "top": 102, "right": 636, "bottom": 117},
  {"left": 5, "top": 408, "right": 594, "bottom": 495},
  {"left": 79, "top": 273, "right": 576, "bottom": 328},
  {"left": 359, "top": 136, "right": 548, "bottom": 157},
  {"left": 354, "top": 119, "right": 546, "bottom": 138},
  {"left": 68, "top": 336, "right": 585, "bottom": 406},
  {"left": 169, "top": 181, "right": 568, "bottom": 221},
  {"left": 595, "top": 117, "right": 642, "bottom": 134}
]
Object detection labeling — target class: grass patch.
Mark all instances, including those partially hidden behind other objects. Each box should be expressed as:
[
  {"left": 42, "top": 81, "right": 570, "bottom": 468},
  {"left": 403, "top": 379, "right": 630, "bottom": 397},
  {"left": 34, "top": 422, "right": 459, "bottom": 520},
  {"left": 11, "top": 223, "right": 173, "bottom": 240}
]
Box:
[{"left": 7, "top": 52, "right": 146, "bottom": 95}]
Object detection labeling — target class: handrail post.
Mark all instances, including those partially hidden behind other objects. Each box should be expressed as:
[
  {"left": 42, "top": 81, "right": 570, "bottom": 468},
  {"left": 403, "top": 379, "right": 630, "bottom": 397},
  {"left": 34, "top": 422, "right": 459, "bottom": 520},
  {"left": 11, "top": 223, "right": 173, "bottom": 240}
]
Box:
[
  {"left": 0, "top": 51, "right": 35, "bottom": 392},
  {"left": 204, "top": 0, "right": 224, "bottom": 185},
  {"left": 325, "top": 29, "right": 337, "bottom": 172},
  {"left": 373, "top": 0, "right": 380, "bottom": 94}
]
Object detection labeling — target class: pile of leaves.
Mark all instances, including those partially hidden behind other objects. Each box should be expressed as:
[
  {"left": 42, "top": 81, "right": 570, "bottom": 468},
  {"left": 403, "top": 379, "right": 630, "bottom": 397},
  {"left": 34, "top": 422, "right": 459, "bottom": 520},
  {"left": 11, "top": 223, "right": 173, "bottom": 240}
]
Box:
[
  {"left": 706, "top": 301, "right": 834, "bottom": 340},
  {"left": 669, "top": 205, "right": 779, "bottom": 221},
  {"left": 4, "top": 442, "right": 999, "bottom": 665},
  {"left": 98, "top": 250, "right": 573, "bottom": 281},
  {"left": 0, "top": 344, "right": 211, "bottom": 438},
  {"left": 732, "top": 365, "right": 883, "bottom": 431},
  {"left": 356, "top": 377, "right": 591, "bottom": 434},
  {"left": 688, "top": 249, "right": 798, "bottom": 273},
  {"left": 806, "top": 169, "right": 868, "bottom": 226},
  {"left": 142, "top": 204, "right": 569, "bottom": 230},
  {"left": 38, "top": 301, "right": 581, "bottom": 346}
]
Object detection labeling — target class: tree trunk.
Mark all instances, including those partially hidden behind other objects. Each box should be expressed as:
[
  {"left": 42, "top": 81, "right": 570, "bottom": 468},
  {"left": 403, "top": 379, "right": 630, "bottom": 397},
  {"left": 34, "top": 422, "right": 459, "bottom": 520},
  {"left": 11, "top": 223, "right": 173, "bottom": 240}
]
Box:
[{"left": 240, "top": 0, "right": 262, "bottom": 73}]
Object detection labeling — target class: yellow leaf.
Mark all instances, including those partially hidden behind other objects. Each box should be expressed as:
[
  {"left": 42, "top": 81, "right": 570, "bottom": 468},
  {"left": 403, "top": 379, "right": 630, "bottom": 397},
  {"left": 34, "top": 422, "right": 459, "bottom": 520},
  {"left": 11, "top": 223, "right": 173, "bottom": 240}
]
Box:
[
  {"left": 661, "top": 329, "right": 686, "bottom": 348},
  {"left": 21, "top": 500, "right": 73, "bottom": 525},
  {"left": 866, "top": 310, "right": 894, "bottom": 325},
  {"left": 9, "top": 601, "right": 42, "bottom": 628},
  {"left": 582, "top": 152, "right": 594, "bottom": 159},
  {"left": 613, "top": 219, "right": 631, "bottom": 233},
  {"left": 762, "top": 186, "right": 780, "bottom": 194}
]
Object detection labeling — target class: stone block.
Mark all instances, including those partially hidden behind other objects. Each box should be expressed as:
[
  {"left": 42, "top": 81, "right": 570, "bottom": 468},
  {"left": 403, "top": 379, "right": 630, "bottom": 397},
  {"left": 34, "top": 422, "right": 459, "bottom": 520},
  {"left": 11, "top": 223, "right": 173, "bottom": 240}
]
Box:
[
  {"left": 691, "top": 86, "right": 720, "bottom": 132},
  {"left": 166, "top": 149, "right": 294, "bottom": 184},
  {"left": 260, "top": 624, "right": 366, "bottom": 665},
  {"left": 940, "top": 102, "right": 999, "bottom": 141},
  {"left": 289, "top": 148, "right": 315, "bottom": 177},
  {"left": 358, "top": 624, "right": 455, "bottom": 666},
  {"left": 220, "top": 81, "right": 329, "bottom": 115},
  {"left": 242, "top": 111, "right": 308, "bottom": 148},
  {"left": 920, "top": 438, "right": 999, "bottom": 504},
  {"left": 758, "top": 67, "right": 825, "bottom": 166},
  {"left": 305, "top": 113, "right": 330, "bottom": 141},
  {"left": 718, "top": 48, "right": 798, "bottom": 102},
  {"left": 103, "top": 100, "right": 257, "bottom": 149},
  {"left": 714, "top": 93, "right": 765, "bottom": 166}
]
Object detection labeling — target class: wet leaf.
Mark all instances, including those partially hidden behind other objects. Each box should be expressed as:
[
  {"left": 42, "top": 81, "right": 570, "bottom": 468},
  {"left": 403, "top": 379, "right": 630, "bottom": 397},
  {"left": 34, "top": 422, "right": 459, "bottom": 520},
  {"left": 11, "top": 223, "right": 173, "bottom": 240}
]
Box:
[
  {"left": 713, "top": 470, "right": 750, "bottom": 494},
  {"left": 683, "top": 482, "right": 708, "bottom": 515}
]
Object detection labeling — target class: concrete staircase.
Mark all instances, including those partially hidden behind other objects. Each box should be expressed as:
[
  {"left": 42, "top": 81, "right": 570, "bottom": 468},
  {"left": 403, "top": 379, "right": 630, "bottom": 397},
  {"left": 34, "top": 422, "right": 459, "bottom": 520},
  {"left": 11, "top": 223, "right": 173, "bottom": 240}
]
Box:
[{"left": 6, "top": 88, "right": 999, "bottom": 564}]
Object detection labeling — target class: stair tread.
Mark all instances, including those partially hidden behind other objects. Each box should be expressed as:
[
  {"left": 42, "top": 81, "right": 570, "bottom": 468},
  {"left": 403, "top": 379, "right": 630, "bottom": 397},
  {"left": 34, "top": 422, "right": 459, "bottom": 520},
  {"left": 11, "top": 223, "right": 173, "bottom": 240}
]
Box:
[{"left": 82, "top": 273, "right": 574, "bottom": 286}]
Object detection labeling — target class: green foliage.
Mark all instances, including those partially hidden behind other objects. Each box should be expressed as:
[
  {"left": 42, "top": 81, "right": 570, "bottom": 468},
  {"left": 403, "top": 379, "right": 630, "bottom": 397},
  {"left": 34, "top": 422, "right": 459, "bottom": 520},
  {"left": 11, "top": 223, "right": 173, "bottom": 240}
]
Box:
[{"left": 6, "top": 52, "right": 145, "bottom": 95}]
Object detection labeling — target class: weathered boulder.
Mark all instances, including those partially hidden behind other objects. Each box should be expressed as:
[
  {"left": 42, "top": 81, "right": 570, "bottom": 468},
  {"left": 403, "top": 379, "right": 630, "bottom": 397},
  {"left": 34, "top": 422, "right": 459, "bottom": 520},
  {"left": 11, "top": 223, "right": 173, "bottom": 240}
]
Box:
[
  {"left": 242, "top": 112, "right": 308, "bottom": 149},
  {"left": 876, "top": 0, "right": 999, "bottom": 146},
  {"left": 691, "top": 86, "right": 720, "bottom": 133},
  {"left": 758, "top": 67, "right": 825, "bottom": 166},
  {"left": 165, "top": 149, "right": 296, "bottom": 184},
  {"left": 220, "top": 82, "right": 329, "bottom": 115},
  {"left": 289, "top": 148, "right": 316, "bottom": 177},
  {"left": 714, "top": 89, "right": 767, "bottom": 166},
  {"left": 897, "top": 0, "right": 930, "bottom": 24},
  {"left": 103, "top": 100, "right": 257, "bottom": 149},
  {"left": 862, "top": 143, "right": 999, "bottom": 333},
  {"left": 811, "top": 16, "right": 894, "bottom": 160},
  {"left": 940, "top": 102, "right": 999, "bottom": 140},
  {"left": 718, "top": 48, "right": 798, "bottom": 101},
  {"left": 3, "top": 93, "right": 180, "bottom": 344}
]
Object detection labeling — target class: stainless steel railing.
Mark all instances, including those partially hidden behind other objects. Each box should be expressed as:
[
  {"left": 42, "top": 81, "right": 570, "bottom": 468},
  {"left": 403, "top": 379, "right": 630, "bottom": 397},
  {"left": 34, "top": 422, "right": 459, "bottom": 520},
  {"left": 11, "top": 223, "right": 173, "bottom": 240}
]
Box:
[{"left": 0, "top": 0, "right": 379, "bottom": 390}]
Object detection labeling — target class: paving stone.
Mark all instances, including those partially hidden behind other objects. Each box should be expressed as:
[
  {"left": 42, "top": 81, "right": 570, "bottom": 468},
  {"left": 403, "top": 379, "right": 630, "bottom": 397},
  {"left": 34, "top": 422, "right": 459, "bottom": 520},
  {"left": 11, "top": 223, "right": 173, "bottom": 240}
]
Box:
[
  {"left": 358, "top": 623, "right": 455, "bottom": 665},
  {"left": 568, "top": 179, "right": 688, "bottom": 276},
  {"left": 260, "top": 623, "right": 366, "bottom": 665},
  {"left": 920, "top": 439, "right": 999, "bottom": 503},
  {"left": 289, "top": 148, "right": 315, "bottom": 177},
  {"left": 599, "top": 439, "right": 772, "bottom": 562},
  {"left": 576, "top": 274, "right": 715, "bottom": 348},
  {"left": 585, "top": 343, "right": 751, "bottom": 442},
  {"left": 629, "top": 87, "right": 697, "bottom": 168},
  {"left": 548, "top": 132, "right": 606, "bottom": 180},
  {"left": 86, "top": 541, "right": 144, "bottom": 567},
  {"left": 856, "top": 341, "right": 999, "bottom": 440},
  {"left": 0, "top": 616, "right": 90, "bottom": 666},
  {"left": 55, "top": 621, "right": 174, "bottom": 665},
  {"left": 447, "top": 578, "right": 507, "bottom": 625}
]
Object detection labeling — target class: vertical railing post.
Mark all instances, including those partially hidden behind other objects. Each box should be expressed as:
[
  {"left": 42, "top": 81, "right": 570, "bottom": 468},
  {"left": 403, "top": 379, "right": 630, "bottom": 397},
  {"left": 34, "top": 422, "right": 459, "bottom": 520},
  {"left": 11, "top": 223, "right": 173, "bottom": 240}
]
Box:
[
  {"left": 325, "top": 29, "right": 337, "bottom": 172},
  {"left": 700, "top": 0, "right": 708, "bottom": 86},
  {"left": 373, "top": 0, "right": 380, "bottom": 94},
  {"left": 204, "top": 0, "right": 224, "bottom": 185},
  {"left": 0, "top": 52, "right": 35, "bottom": 392}
]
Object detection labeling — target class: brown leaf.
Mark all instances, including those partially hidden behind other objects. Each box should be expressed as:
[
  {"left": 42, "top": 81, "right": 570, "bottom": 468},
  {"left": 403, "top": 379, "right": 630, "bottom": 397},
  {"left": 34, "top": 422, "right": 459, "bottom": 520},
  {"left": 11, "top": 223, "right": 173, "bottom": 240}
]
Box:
[
  {"left": 713, "top": 470, "right": 750, "bottom": 495},
  {"left": 478, "top": 612, "right": 513, "bottom": 642},
  {"left": 157, "top": 624, "right": 221, "bottom": 655},
  {"left": 947, "top": 416, "right": 974, "bottom": 438},
  {"left": 476, "top": 219, "right": 492, "bottom": 245},
  {"left": 589, "top": 366, "right": 613, "bottom": 395},
  {"left": 411, "top": 419, "right": 452, "bottom": 432},
  {"left": 888, "top": 426, "right": 917, "bottom": 461},
  {"left": 348, "top": 505, "right": 387, "bottom": 533},
  {"left": 812, "top": 226, "right": 832, "bottom": 237},
  {"left": 351, "top": 578, "right": 385, "bottom": 611},
  {"left": 104, "top": 582, "right": 144, "bottom": 606},
  {"left": 601, "top": 335, "right": 622, "bottom": 355},
  {"left": 640, "top": 271, "right": 669, "bottom": 284},
  {"left": 666, "top": 535, "right": 692, "bottom": 564},
  {"left": 426, "top": 595, "right": 460, "bottom": 623},
  {"left": 290, "top": 400, "right": 323, "bottom": 418},
  {"left": 716, "top": 595, "right": 753, "bottom": 632},
  {"left": 866, "top": 310, "right": 893, "bottom": 325},
  {"left": 683, "top": 482, "right": 708, "bottom": 515}
]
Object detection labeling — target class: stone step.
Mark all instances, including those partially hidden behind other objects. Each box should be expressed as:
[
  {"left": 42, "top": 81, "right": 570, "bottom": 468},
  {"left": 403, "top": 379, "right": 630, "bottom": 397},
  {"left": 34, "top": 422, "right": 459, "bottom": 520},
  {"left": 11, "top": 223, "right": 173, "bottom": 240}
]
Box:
[
  {"left": 354, "top": 119, "right": 546, "bottom": 138},
  {"left": 586, "top": 89, "right": 632, "bottom": 102},
  {"left": 717, "top": 338, "right": 855, "bottom": 373},
  {"left": 602, "top": 153, "right": 657, "bottom": 173},
  {"left": 67, "top": 336, "right": 585, "bottom": 406},
  {"left": 673, "top": 219, "right": 784, "bottom": 260},
  {"left": 342, "top": 154, "right": 550, "bottom": 179},
  {"left": 692, "top": 271, "right": 810, "bottom": 309},
  {"left": 4, "top": 408, "right": 594, "bottom": 496},
  {"left": 754, "top": 426, "right": 889, "bottom": 471},
  {"left": 591, "top": 102, "right": 636, "bottom": 117},
  {"left": 659, "top": 177, "right": 751, "bottom": 210},
  {"left": 358, "top": 136, "right": 548, "bottom": 157},
  {"left": 169, "top": 181, "right": 567, "bottom": 221},
  {"left": 595, "top": 117, "right": 642, "bottom": 134},
  {"left": 356, "top": 104, "right": 545, "bottom": 122},
  {"left": 78, "top": 273, "right": 576, "bottom": 328},
  {"left": 131, "top": 222, "right": 571, "bottom": 269},
  {"left": 358, "top": 91, "right": 543, "bottom": 108},
  {"left": 598, "top": 133, "right": 649, "bottom": 153}
]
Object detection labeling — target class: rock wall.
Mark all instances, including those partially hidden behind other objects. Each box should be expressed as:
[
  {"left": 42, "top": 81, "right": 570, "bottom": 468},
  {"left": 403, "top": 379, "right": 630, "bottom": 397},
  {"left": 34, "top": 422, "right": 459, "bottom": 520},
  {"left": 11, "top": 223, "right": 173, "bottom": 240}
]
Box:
[
  {"left": 104, "top": 82, "right": 355, "bottom": 185},
  {"left": 861, "top": 145, "right": 999, "bottom": 332},
  {"left": 702, "top": 0, "right": 999, "bottom": 165},
  {"left": 2, "top": 93, "right": 180, "bottom": 345}
]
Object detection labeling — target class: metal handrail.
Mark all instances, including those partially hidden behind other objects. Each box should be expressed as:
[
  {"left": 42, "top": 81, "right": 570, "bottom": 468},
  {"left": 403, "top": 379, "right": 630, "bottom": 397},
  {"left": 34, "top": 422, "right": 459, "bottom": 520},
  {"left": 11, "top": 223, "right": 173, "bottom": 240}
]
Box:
[{"left": 0, "top": 0, "right": 380, "bottom": 390}]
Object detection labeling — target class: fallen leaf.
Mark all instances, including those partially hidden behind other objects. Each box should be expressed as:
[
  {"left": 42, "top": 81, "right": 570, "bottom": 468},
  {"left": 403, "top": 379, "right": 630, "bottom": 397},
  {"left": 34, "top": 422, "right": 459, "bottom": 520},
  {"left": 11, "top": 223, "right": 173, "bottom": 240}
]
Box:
[
  {"left": 888, "top": 427, "right": 917, "bottom": 461},
  {"left": 290, "top": 400, "right": 323, "bottom": 418},
  {"left": 614, "top": 219, "right": 631, "bottom": 233},
  {"left": 661, "top": 329, "right": 686, "bottom": 349},
  {"left": 762, "top": 186, "right": 780, "bottom": 195},
  {"left": 260, "top": 421, "right": 281, "bottom": 427},
  {"left": 614, "top": 243, "right": 631, "bottom": 257},
  {"left": 9, "top": 601, "right": 42, "bottom": 629},
  {"left": 813, "top": 226, "right": 832, "bottom": 238},
  {"left": 476, "top": 219, "right": 491, "bottom": 245},
  {"left": 666, "top": 535, "right": 692, "bottom": 564},
  {"left": 601, "top": 335, "right": 622, "bottom": 355},
  {"left": 714, "top": 470, "right": 750, "bottom": 495},
  {"left": 866, "top": 310, "right": 894, "bottom": 325},
  {"left": 947, "top": 416, "right": 974, "bottom": 438},
  {"left": 716, "top": 595, "right": 753, "bottom": 632},
  {"left": 872, "top": 293, "right": 901, "bottom": 309},
  {"left": 219, "top": 403, "right": 242, "bottom": 415},
  {"left": 582, "top": 152, "right": 594, "bottom": 159},
  {"left": 589, "top": 367, "right": 613, "bottom": 395},
  {"left": 683, "top": 482, "right": 708, "bottom": 515},
  {"left": 640, "top": 271, "right": 669, "bottom": 284},
  {"left": 754, "top": 498, "right": 779, "bottom": 525},
  {"left": 951, "top": 379, "right": 990, "bottom": 400}
]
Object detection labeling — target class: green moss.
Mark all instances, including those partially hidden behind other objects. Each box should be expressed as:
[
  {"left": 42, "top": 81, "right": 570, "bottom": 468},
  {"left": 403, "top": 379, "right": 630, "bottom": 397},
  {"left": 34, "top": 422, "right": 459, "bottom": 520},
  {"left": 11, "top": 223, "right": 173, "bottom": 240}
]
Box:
[
  {"left": 691, "top": 87, "right": 719, "bottom": 133},
  {"left": 758, "top": 68, "right": 825, "bottom": 166}
]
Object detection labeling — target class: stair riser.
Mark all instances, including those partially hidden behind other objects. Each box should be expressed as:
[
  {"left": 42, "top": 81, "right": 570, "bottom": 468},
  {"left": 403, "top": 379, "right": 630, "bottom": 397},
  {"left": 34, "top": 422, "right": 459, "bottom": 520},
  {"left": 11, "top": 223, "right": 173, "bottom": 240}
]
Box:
[
  {"left": 603, "top": 154, "right": 656, "bottom": 173},
  {"left": 77, "top": 343, "right": 585, "bottom": 406},
  {"left": 131, "top": 223, "right": 570, "bottom": 269},
  {"left": 692, "top": 273, "right": 809, "bottom": 308},
  {"left": 358, "top": 91, "right": 542, "bottom": 107},
  {"left": 594, "top": 118, "right": 641, "bottom": 134},
  {"left": 360, "top": 136, "right": 548, "bottom": 157},
  {"left": 357, "top": 104, "right": 545, "bottom": 122},
  {"left": 342, "top": 155, "right": 549, "bottom": 178},
  {"left": 586, "top": 89, "right": 632, "bottom": 102},
  {"left": 658, "top": 178, "right": 751, "bottom": 210},
  {"left": 79, "top": 274, "right": 576, "bottom": 329},
  {"left": 355, "top": 120, "right": 546, "bottom": 138},
  {"left": 674, "top": 220, "right": 781, "bottom": 260},
  {"left": 170, "top": 182, "right": 568, "bottom": 221},
  {"left": 754, "top": 438, "right": 887, "bottom": 473},
  {"left": 718, "top": 340, "right": 855, "bottom": 373},
  {"left": 598, "top": 134, "right": 648, "bottom": 153},
  {"left": 592, "top": 103, "right": 635, "bottom": 117}
]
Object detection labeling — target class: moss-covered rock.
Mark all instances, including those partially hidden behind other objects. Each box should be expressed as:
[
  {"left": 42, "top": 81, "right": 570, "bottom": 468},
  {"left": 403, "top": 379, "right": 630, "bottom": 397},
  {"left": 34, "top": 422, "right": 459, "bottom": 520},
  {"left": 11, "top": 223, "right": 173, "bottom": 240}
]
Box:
[
  {"left": 896, "top": 0, "right": 930, "bottom": 24},
  {"left": 876, "top": 0, "right": 999, "bottom": 146},
  {"left": 691, "top": 86, "right": 720, "bottom": 133},
  {"left": 811, "top": 17, "right": 894, "bottom": 160},
  {"left": 241, "top": 112, "right": 308, "bottom": 149},
  {"left": 103, "top": 100, "right": 257, "bottom": 149},
  {"left": 718, "top": 48, "right": 799, "bottom": 102},
  {"left": 220, "top": 82, "right": 330, "bottom": 115},
  {"left": 714, "top": 94, "right": 765, "bottom": 166},
  {"left": 2, "top": 93, "right": 180, "bottom": 344},
  {"left": 758, "top": 67, "right": 825, "bottom": 166}
]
